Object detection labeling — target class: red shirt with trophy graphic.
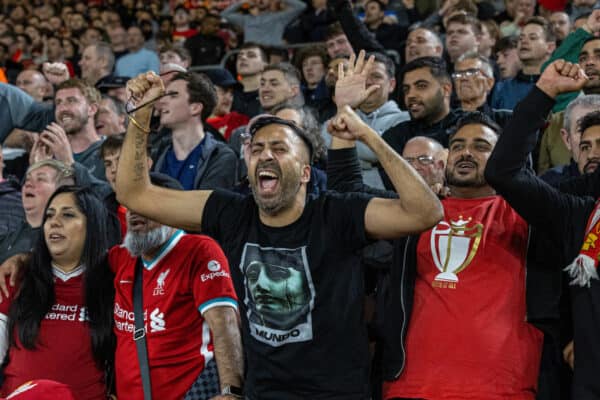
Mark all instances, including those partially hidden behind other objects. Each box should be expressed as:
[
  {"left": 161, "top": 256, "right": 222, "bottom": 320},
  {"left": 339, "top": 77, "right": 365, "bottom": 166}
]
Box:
[{"left": 384, "top": 196, "right": 543, "bottom": 400}]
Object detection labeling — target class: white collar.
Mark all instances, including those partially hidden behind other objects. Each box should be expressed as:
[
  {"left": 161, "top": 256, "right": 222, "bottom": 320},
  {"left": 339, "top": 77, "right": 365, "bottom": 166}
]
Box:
[{"left": 52, "top": 263, "right": 85, "bottom": 282}]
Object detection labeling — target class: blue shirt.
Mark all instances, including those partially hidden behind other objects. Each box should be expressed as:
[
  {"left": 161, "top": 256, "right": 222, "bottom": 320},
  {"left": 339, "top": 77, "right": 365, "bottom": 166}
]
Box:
[{"left": 161, "top": 137, "right": 206, "bottom": 190}]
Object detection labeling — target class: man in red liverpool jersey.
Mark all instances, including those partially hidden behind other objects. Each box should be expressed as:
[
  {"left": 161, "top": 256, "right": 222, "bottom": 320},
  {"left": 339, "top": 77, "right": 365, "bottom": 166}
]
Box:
[{"left": 109, "top": 173, "right": 243, "bottom": 399}]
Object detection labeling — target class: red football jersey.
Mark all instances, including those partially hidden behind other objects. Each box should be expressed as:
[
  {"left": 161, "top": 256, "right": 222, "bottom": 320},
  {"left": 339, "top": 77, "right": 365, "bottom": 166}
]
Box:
[
  {"left": 109, "top": 230, "right": 238, "bottom": 400},
  {"left": 0, "top": 267, "right": 106, "bottom": 400},
  {"left": 384, "top": 196, "right": 543, "bottom": 400}
]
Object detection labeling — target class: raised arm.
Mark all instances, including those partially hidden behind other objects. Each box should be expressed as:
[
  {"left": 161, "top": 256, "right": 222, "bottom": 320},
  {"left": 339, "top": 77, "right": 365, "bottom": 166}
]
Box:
[
  {"left": 115, "top": 72, "right": 212, "bottom": 232},
  {"left": 329, "top": 105, "right": 442, "bottom": 239},
  {"left": 484, "top": 60, "right": 590, "bottom": 232}
]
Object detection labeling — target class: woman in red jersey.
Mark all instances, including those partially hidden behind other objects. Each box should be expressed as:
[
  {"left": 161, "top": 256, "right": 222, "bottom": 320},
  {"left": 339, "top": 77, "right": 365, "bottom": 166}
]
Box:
[{"left": 0, "top": 186, "right": 114, "bottom": 399}]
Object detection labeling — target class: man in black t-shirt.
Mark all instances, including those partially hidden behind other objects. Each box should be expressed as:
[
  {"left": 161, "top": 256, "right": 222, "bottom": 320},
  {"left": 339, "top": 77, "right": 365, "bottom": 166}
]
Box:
[{"left": 116, "top": 52, "right": 443, "bottom": 400}]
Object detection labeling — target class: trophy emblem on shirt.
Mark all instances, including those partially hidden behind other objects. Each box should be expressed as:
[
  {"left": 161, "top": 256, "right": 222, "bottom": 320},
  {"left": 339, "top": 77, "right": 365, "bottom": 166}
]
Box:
[{"left": 430, "top": 216, "right": 483, "bottom": 283}]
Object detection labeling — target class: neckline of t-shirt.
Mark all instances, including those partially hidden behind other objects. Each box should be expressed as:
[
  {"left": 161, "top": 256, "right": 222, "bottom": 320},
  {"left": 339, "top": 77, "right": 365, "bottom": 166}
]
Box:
[
  {"left": 256, "top": 201, "right": 310, "bottom": 232},
  {"left": 52, "top": 263, "right": 85, "bottom": 282}
]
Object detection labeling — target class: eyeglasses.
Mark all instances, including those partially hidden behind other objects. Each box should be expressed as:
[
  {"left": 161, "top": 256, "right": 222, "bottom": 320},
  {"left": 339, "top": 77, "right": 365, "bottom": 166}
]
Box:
[
  {"left": 404, "top": 155, "right": 435, "bottom": 166},
  {"left": 451, "top": 68, "right": 483, "bottom": 79}
]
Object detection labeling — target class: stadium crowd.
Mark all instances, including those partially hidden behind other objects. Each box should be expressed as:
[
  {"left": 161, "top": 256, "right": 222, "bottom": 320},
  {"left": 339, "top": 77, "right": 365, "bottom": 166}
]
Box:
[{"left": 0, "top": 0, "right": 599, "bottom": 399}]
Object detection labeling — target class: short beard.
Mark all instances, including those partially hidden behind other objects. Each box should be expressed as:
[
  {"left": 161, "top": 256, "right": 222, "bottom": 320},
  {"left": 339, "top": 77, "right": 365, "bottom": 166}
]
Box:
[
  {"left": 63, "top": 114, "right": 89, "bottom": 135},
  {"left": 123, "top": 225, "right": 173, "bottom": 257},
  {"left": 250, "top": 174, "right": 302, "bottom": 216},
  {"left": 445, "top": 168, "right": 486, "bottom": 188}
]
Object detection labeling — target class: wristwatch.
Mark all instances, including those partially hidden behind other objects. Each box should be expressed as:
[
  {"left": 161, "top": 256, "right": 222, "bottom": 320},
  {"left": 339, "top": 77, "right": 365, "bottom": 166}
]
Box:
[{"left": 221, "top": 385, "right": 244, "bottom": 398}]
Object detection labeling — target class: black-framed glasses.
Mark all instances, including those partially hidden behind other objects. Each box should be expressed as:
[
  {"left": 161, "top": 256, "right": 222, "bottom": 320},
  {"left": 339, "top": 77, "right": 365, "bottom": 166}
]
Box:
[{"left": 404, "top": 155, "right": 435, "bottom": 166}]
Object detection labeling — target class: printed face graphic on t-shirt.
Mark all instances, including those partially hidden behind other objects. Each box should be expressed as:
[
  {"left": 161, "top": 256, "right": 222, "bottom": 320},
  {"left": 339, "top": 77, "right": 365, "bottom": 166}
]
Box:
[{"left": 240, "top": 243, "right": 315, "bottom": 347}]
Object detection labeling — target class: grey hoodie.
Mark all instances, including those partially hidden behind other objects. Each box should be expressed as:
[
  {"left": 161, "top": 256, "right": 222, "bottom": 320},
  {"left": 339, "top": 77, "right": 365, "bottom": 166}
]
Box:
[{"left": 323, "top": 100, "right": 409, "bottom": 188}]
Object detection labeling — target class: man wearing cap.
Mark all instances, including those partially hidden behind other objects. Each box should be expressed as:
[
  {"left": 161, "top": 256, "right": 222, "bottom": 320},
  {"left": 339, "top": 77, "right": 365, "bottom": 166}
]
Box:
[
  {"left": 116, "top": 54, "right": 443, "bottom": 399},
  {"left": 96, "top": 76, "right": 129, "bottom": 105},
  {"left": 153, "top": 72, "right": 238, "bottom": 190},
  {"left": 110, "top": 172, "right": 243, "bottom": 400},
  {"left": 206, "top": 68, "right": 250, "bottom": 141}
]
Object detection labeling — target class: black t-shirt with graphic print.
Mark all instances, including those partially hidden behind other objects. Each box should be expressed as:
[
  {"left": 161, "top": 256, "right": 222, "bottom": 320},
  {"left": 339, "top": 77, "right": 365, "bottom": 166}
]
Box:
[{"left": 202, "top": 189, "right": 373, "bottom": 400}]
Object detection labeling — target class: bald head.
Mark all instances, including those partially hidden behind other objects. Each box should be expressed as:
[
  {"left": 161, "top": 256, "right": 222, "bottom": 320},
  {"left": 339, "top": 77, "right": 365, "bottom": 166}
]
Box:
[{"left": 16, "top": 69, "right": 48, "bottom": 101}]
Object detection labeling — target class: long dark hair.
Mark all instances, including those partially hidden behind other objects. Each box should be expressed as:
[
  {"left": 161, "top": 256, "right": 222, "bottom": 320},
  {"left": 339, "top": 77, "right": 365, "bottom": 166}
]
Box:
[{"left": 7, "top": 186, "right": 115, "bottom": 367}]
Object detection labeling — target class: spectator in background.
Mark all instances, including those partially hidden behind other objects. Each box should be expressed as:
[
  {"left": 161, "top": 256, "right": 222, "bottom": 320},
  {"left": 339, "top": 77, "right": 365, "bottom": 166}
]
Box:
[
  {"left": 232, "top": 42, "right": 268, "bottom": 117},
  {"left": 495, "top": 35, "right": 522, "bottom": 80},
  {"left": 405, "top": 26, "right": 444, "bottom": 64},
  {"left": 184, "top": 13, "right": 227, "bottom": 67},
  {"left": 106, "top": 25, "right": 129, "bottom": 61},
  {"left": 445, "top": 14, "right": 481, "bottom": 68},
  {"left": 95, "top": 95, "right": 127, "bottom": 137},
  {"left": 401, "top": 136, "right": 446, "bottom": 188},
  {"left": 158, "top": 44, "right": 191, "bottom": 83},
  {"left": 172, "top": 6, "right": 198, "bottom": 44},
  {"left": 295, "top": 45, "right": 330, "bottom": 112},
  {"left": 363, "top": 0, "right": 405, "bottom": 54},
  {"left": 285, "top": 0, "right": 336, "bottom": 43},
  {"left": 325, "top": 22, "right": 355, "bottom": 58},
  {"left": 550, "top": 11, "right": 571, "bottom": 42},
  {"left": 453, "top": 52, "right": 513, "bottom": 127},
  {"left": 114, "top": 26, "right": 160, "bottom": 78},
  {"left": 222, "top": 0, "right": 306, "bottom": 47},
  {"left": 15, "top": 70, "right": 49, "bottom": 102},
  {"left": 491, "top": 17, "right": 556, "bottom": 109},
  {"left": 0, "top": 160, "right": 75, "bottom": 264},
  {"left": 206, "top": 68, "right": 250, "bottom": 142},
  {"left": 79, "top": 43, "right": 115, "bottom": 87},
  {"left": 479, "top": 20, "right": 499, "bottom": 59},
  {"left": 153, "top": 72, "right": 238, "bottom": 190}
]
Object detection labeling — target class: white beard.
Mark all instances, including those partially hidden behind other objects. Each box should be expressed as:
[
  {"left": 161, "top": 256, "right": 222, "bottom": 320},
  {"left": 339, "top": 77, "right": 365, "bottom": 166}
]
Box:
[{"left": 123, "top": 225, "right": 173, "bottom": 257}]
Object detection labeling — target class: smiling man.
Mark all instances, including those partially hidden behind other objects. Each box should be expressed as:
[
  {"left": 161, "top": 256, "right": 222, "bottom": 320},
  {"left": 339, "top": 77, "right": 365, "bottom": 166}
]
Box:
[{"left": 46, "top": 79, "right": 106, "bottom": 180}]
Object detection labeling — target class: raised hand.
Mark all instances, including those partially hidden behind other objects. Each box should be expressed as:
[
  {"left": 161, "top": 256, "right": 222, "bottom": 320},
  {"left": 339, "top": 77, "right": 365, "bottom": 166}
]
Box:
[
  {"left": 42, "top": 62, "right": 70, "bottom": 86},
  {"left": 334, "top": 50, "right": 379, "bottom": 109},
  {"left": 39, "top": 122, "right": 75, "bottom": 166},
  {"left": 126, "top": 71, "right": 165, "bottom": 111},
  {"left": 536, "top": 60, "right": 588, "bottom": 98},
  {"left": 327, "top": 105, "right": 372, "bottom": 142}
]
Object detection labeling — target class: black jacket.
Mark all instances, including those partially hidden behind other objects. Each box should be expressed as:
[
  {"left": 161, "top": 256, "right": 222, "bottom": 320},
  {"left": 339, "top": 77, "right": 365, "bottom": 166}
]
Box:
[
  {"left": 485, "top": 86, "right": 600, "bottom": 399},
  {"left": 153, "top": 132, "right": 238, "bottom": 190}
]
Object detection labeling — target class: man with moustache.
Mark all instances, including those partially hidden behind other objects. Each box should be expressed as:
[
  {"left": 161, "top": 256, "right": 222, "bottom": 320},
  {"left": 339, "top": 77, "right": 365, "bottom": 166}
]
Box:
[
  {"left": 327, "top": 112, "right": 545, "bottom": 400},
  {"left": 380, "top": 56, "right": 463, "bottom": 190},
  {"left": 115, "top": 53, "right": 443, "bottom": 399}
]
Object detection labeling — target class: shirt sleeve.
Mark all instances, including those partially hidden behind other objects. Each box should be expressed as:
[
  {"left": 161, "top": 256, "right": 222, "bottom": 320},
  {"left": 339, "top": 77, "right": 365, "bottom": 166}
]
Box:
[
  {"left": 190, "top": 236, "right": 238, "bottom": 315},
  {"left": 323, "top": 192, "right": 374, "bottom": 252}
]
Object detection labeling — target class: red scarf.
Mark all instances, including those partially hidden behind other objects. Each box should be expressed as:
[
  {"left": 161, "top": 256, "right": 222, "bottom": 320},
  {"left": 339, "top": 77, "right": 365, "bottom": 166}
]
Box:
[{"left": 565, "top": 200, "right": 600, "bottom": 287}]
